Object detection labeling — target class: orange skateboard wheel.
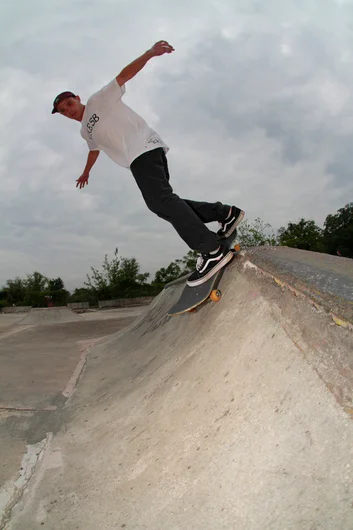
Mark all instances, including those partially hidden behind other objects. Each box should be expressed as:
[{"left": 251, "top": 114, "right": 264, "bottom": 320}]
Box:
[{"left": 210, "top": 289, "right": 222, "bottom": 302}]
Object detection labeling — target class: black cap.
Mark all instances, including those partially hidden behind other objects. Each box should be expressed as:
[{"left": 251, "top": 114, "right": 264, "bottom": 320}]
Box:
[{"left": 51, "top": 91, "right": 76, "bottom": 114}]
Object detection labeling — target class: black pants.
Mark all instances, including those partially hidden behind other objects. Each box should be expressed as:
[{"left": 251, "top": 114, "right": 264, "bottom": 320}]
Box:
[{"left": 130, "top": 148, "right": 230, "bottom": 254}]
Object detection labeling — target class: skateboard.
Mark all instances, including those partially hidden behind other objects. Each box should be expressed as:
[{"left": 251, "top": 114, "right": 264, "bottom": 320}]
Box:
[{"left": 168, "top": 230, "right": 241, "bottom": 316}]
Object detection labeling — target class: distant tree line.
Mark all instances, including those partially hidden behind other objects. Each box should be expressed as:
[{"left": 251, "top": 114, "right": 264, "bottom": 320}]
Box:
[{"left": 1, "top": 203, "right": 352, "bottom": 308}]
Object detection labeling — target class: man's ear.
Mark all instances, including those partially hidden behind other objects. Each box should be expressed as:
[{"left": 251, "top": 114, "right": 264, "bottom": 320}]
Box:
[{"left": 75, "top": 95, "right": 81, "bottom": 103}]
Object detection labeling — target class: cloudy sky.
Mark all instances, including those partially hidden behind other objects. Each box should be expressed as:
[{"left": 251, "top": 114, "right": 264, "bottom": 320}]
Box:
[{"left": 1, "top": 0, "right": 353, "bottom": 290}]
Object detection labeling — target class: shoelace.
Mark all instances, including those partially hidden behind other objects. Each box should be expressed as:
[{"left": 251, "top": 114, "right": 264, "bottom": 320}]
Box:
[{"left": 196, "top": 254, "right": 206, "bottom": 272}]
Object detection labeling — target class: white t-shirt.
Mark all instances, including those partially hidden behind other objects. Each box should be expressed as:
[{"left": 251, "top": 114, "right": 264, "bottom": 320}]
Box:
[{"left": 80, "top": 79, "right": 169, "bottom": 168}]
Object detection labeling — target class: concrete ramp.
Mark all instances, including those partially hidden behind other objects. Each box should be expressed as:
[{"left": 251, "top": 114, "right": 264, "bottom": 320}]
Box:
[
  {"left": 6, "top": 248, "right": 353, "bottom": 530},
  {"left": 19, "top": 307, "right": 82, "bottom": 325}
]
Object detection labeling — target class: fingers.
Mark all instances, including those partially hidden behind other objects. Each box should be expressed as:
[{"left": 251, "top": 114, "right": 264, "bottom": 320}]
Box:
[
  {"left": 75, "top": 177, "right": 88, "bottom": 189},
  {"left": 154, "top": 40, "right": 175, "bottom": 52}
]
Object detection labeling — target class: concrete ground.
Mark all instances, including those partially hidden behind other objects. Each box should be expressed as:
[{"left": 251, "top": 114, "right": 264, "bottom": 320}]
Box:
[
  {"left": 1, "top": 247, "right": 353, "bottom": 530},
  {"left": 0, "top": 306, "right": 147, "bottom": 528}
]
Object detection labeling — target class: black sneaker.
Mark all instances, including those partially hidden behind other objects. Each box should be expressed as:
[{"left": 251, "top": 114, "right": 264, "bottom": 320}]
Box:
[
  {"left": 217, "top": 206, "right": 245, "bottom": 239},
  {"left": 187, "top": 245, "right": 234, "bottom": 287}
]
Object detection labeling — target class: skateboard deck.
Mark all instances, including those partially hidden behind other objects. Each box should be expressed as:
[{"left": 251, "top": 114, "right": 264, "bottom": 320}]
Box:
[{"left": 168, "top": 230, "right": 241, "bottom": 316}]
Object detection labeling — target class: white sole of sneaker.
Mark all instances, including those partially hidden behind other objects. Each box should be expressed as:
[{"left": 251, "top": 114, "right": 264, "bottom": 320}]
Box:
[{"left": 187, "top": 251, "right": 234, "bottom": 287}]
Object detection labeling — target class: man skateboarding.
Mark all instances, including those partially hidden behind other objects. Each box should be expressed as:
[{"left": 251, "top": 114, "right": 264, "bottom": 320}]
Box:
[{"left": 51, "top": 40, "right": 244, "bottom": 286}]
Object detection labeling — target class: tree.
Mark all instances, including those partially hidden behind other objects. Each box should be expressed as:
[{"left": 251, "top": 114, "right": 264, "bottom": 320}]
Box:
[
  {"left": 0, "top": 288, "right": 6, "bottom": 308},
  {"left": 25, "top": 271, "right": 48, "bottom": 293},
  {"left": 278, "top": 219, "right": 324, "bottom": 252},
  {"left": 49, "top": 278, "right": 64, "bottom": 291},
  {"left": 153, "top": 250, "right": 198, "bottom": 286},
  {"left": 154, "top": 262, "right": 183, "bottom": 285},
  {"left": 1, "top": 273, "right": 70, "bottom": 308},
  {"left": 48, "top": 277, "right": 69, "bottom": 305},
  {"left": 68, "top": 288, "right": 97, "bottom": 305},
  {"left": 2, "top": 273, "right": 50, "bottom": 307},
  {"left": 180, "top": 250, "right": 198, "bottom": 272},
  {"left": 24, "top": 272, "right": 50, "bottom": 307},
  {"left": 2, "top": 277, "right": 27, "bottom": 306},
  {"left": 323, "top": 203, "right": 353, "bottom": 258},
  {"left": 118, "top": 257, "right": 149, "bottom": 288},
  {"left": 237, "top": 217, "right": 277, "bottom": 248},
  {"left": 85, "top": 248, "right": 150, "bottom": 299}
]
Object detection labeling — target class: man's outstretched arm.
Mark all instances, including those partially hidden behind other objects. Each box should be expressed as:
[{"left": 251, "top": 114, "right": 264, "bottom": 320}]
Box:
[
  {"left": 116, "top": 41, "right": 174, "bottom": 86},
  {"left": 76, "top": 150, "right": 100, "bottom": 189}
]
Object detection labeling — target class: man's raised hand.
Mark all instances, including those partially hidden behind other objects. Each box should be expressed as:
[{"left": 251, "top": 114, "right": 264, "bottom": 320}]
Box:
[{"left": 149, "top": 41, "right": 175, "bottom": 57}]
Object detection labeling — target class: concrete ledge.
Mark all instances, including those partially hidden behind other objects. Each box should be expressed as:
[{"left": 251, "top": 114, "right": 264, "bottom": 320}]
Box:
[
  {"left": 1, "top": 307, "right": 31, "bottom": 314},
  {"left": 98, "top": 297, "right": 154, "bottom": 308},
  {"left": 246, "top": 246, "right": 353, "bottom": 324}
]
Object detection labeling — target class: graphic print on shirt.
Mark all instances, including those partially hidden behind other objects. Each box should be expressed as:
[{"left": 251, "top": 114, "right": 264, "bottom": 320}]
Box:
[
  {"left": 86, "top": 113, "right": 100, "bottom": 140},
  {"left": 146, "top": 135, "right": 162, "bottom": 147}
]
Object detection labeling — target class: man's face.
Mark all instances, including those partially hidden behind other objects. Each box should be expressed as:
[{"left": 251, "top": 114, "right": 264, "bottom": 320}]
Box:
[{"left": 57, "top": 96, "right": 84, "bottom": 121}]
